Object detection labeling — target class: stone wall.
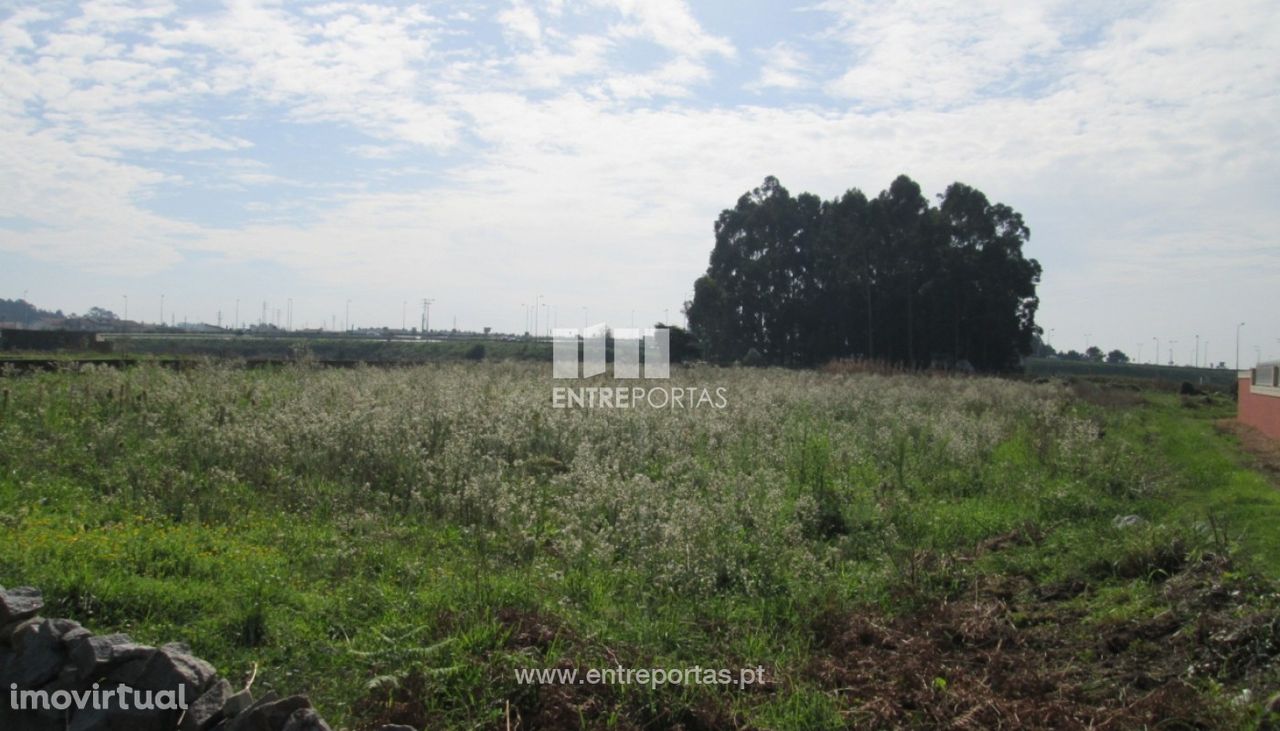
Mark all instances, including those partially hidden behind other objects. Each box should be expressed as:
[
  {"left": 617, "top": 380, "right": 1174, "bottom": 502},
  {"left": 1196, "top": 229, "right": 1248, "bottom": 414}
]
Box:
[{"left": 0, "top": 586, "right": 413, "bottom": 731}]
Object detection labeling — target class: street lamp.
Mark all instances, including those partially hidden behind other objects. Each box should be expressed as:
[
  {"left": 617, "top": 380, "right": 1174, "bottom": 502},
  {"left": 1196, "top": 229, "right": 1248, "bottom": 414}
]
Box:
[
  {"left": 345, "top": 299, "right": 351, "bottom": 333},
  {"left": 1194, "top": 334, "right": 1199, "bottom": 368},
  {"left": 1153, "top": 336, "right": 1160, "bottom": 366},
  {"left": 1236, "top": 322, "right": 1245, "bottom": 372},
  {"left": 1168, "top": 339, "right": 1177, "bottom": 366}
]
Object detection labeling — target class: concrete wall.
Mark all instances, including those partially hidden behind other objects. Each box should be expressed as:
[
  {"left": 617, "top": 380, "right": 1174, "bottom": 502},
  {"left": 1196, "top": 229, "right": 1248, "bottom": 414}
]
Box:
[{"left": 1239, "top": 373, "right": 1280, "bottom": 440}]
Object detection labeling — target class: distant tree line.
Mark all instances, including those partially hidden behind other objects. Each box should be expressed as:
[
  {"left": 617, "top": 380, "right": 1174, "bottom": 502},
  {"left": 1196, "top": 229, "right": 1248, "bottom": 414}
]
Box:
[
  {"left": 0, "top": 298, "right": 64, "bottom": 323},
  {"left": 685, "top": 175, "right": 1042, "bottom": 370}
]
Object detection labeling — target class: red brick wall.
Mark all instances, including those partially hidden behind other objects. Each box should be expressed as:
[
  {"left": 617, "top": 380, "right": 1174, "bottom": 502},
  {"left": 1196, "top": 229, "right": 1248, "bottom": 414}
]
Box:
[{"left": 1239, "top": 376, "right": 1280, "bottom": 440}]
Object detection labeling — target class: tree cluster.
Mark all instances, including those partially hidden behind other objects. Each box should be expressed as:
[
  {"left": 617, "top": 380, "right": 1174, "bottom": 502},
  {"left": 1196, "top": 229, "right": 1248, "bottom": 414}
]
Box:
[{"left": 685, "top": 176, "right": 1042, "bottom": 370}]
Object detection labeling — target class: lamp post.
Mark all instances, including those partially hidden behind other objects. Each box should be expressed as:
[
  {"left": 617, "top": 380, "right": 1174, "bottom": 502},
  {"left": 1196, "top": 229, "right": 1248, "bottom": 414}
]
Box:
[
  {"left": 345, "top": 299, "right": 351, "bottom": 333},
  {"left": 160, "top": 293, "right": 165, "bottom": 328},
  {"left": 1236, "top": 322, "right": 1245, "bottom": 372},
  {"left": 122, "top": 295, "right": 128, "bottom": 331},
  {"left": 1168, "top": 339, "right": 1177, "bottom": 366},
  {"left": 534, "top": 294, "right": 542, "bottom": 339},
  {"left": 1153, "top": 336, "right": 1159, "bottom": 366},
  {"left": 1194, "top": 334, "right": 1199, "bottom": 368}
]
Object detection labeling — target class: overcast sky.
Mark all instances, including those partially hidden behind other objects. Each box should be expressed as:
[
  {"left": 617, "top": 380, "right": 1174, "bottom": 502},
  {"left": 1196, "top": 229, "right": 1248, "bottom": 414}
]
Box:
[{"left": 1, "top": 0, "right": 1277, "bottom": 365}]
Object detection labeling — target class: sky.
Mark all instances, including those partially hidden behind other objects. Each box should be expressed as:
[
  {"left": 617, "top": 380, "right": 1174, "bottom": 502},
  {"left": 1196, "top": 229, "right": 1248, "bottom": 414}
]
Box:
[{"left": 0, "top": 0, "right": 1277, "bottom": 365}]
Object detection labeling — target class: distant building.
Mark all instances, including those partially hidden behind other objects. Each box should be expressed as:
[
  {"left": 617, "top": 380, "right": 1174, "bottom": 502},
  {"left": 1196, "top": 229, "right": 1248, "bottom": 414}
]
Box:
[{"left": 1239, "top": 361, "right": 1280, "bottom": 440}]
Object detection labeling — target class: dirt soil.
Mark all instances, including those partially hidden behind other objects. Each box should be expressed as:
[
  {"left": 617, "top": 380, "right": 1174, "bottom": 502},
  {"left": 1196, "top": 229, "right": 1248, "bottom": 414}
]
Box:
[
  {"left": 805, "top": 558, "right": 1277, "bottom": 729},
  {"left": 351, "top": 554, "right": 1279, "bottom": 730}
]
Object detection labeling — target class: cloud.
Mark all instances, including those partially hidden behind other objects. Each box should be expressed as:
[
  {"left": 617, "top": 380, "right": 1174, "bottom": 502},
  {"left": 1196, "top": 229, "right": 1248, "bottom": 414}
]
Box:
[
  {"left": 748, "top": 43, "right": 813, "bottom": 91},
  {"left": 820, "top": 0, "right": 1067, "bottom": 107},
  {"left": 0, "top": 0, "right": 1276, "bottom": 349},
  {"left": 497, "top": 0, "right": 542, "bottom": 45},
  {"left": 598, "top": 0, "right": 735, "bottom": 60}
]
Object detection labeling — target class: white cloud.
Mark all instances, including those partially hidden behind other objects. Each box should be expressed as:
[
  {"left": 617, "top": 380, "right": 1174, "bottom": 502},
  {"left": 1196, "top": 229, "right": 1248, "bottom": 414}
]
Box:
[
  {"left": 0, "top": 0, "right": 1277, "bottom": 350},
  {"left": 821, "top": 0, "right": 1066, "bottom": 107},
  {"left": 497, "top": 0, "right": 542, "bottom": 45},
  {"left": 748, "top": 43, "right": 813, "bottom": 91},
  {"left": 598, "top": 0, "right": 735, "bottom": 60}
]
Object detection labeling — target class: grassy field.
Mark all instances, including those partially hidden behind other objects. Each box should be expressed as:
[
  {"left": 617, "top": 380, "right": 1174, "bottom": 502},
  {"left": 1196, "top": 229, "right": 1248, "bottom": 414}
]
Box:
[
  {"left": 103, "top": 334, "right": 553, "bottom": 362},
  {"left": 1024, "top": 356, "right": 1237, "bottom": 389},
  {"left": 2, "top": 363, "right": 1279, "bottom": 729}
]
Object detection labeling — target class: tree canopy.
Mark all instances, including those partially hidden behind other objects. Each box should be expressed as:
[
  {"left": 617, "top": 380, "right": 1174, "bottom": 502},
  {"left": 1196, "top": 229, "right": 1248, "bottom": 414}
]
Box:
[{"left": 685, "top": 175, "right": 1042, "bottom": 371}]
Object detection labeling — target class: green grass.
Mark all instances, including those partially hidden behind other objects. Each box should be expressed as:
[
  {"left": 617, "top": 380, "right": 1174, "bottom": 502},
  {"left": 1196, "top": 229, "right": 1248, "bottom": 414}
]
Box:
[
  {"left": 1106, "top": 392, "right": 1280, "bottom": 575},
  {"left": 102, "top": 334, "right": 552, "bottom": 362},
  {"left": 1024, "top": 356, "right": 1237, "bottom": 388},
  {"left": 0, "top": 364, "right": 1277, "bottom": 729}
]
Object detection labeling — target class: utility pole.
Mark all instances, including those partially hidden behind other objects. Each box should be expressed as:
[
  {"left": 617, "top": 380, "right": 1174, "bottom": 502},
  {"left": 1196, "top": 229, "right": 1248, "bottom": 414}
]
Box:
[
  {"left": 160, "top": 293, "right": 165, "bottom": 327},
  {"left": 345, "top": 299, "right": 351, "bottom": 333},
  {"left": 122, "top": 295, "right": 128, "bottom": 331},
  {"left": 534, "top": 294, "right": 542, "bottom": 338},
  {"left": 1153, "top": 336, "right": 1159, "bottom": 366},
  {"left": 287, "top": 298, "right": 293, "bottom": 331},
  {"left": 402, "top": 300, "right": 407, "bottom": 331},
  {"left": 1236, "top": 322, "right": 1245, "bottom": 372},
  {"left": 234, "top": 299, "right": 239, "bottom": 331},
  {"left": 420, "top": 298, "right": 434, "bottom": 335}
]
